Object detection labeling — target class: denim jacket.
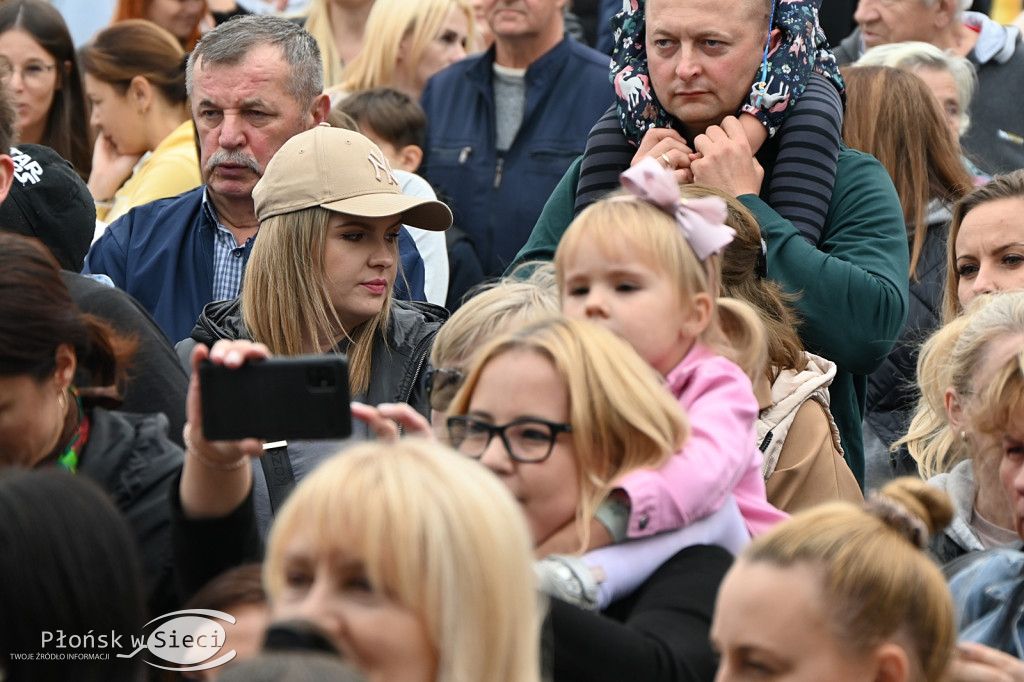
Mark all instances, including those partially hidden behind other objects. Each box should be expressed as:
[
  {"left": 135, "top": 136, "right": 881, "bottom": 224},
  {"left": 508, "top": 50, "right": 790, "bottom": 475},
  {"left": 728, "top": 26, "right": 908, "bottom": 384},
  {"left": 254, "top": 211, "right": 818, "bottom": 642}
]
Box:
[{"left": 949, "top": 545, "right": 1024, "bottom": 657}]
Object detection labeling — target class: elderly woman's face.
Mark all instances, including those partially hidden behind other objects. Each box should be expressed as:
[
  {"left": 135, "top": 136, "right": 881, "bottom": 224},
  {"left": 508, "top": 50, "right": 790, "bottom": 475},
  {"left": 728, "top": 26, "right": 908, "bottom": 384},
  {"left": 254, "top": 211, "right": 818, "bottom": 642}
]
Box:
[
  {"left": 956, "top": 198, "right": 1024, "bottom": 310},
  {"left": 712, "top": 560, "right": 881, "bottom": 682},
  {"left": 999, "top": 409, "right": 1024, "bottom": 541},
  {"left": 913, "top": 66, "right": 963, "bottom": 142},
  {"left": 270, "top": 532, "right": 437, "bottom": 682},
  {"left": 452, "top": 348, "right": 580, "bottom": 547}
]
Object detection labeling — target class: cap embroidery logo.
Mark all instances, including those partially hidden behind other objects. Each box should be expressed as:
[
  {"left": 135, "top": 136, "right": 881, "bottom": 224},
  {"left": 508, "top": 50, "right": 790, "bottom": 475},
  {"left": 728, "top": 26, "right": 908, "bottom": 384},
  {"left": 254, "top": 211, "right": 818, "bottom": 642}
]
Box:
[
  {"left": 9, "top": 147, "right": 44, "bottom": 185},
  {"left": 368, "top": 148, "right": 398, "bottom": 186}
]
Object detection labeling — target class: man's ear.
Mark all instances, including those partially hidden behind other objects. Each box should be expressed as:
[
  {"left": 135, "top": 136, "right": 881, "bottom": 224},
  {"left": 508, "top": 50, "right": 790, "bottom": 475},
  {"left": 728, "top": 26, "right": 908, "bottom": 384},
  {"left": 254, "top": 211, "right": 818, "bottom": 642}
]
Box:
[
  {"left": 767, "top": 27, "right": 782, "bottom": 54},
  {"left": 0, "top": 153, "right": 14, "bottom": 206},
  {"left": 934, "top": 0, "right": 958, "bottom": 29},
  {"left": 395, "top": 144, "right": 423, "bottom": 173},
  {"left": 311, "top": 93, "right": 331, "bottom": 126}
]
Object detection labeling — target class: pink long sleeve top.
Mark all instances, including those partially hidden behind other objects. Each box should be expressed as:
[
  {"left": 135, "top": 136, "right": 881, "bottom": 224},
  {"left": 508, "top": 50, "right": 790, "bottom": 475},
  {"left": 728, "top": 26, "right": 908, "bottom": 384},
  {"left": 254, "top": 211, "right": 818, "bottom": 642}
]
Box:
[{"left": 619, "top": 342, "right": 789, "bottom": 538}]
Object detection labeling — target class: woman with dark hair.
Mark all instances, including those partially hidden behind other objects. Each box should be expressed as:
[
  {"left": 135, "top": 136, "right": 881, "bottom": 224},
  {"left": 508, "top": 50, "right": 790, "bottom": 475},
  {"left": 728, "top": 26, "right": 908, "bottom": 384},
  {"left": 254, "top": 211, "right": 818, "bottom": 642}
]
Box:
[
  {"left": 81, "top": 19, "right": 201, "bottom": 223},
  {"left": 0, "top": 232, "right": 183, "bottom": 615},
  {"left": 0, "top": 0, "right": 91, "bottom": 179},
  {"left": 0, "top": 469, "right": 147, "bottom": 682},
  {"left": 841, "top": 65, "right": 975, "bottom": 484}
]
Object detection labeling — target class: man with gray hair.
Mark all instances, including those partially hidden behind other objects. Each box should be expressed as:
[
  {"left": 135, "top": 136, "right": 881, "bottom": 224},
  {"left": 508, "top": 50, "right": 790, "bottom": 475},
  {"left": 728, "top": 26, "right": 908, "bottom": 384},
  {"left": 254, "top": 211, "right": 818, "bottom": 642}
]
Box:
[
  {"left": 85, "top": 15, "right": 330, "bottom": 343},
  {"left": 833, "top": 0, "right": 1024, "bottom": 174}
]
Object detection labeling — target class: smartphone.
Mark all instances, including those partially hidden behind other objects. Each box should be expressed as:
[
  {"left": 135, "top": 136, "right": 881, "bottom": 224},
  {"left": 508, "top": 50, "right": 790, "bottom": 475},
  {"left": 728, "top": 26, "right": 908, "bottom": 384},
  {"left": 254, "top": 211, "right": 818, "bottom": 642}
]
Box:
[{"left": 199, "top": 355, "right": 352, "bottom": 441}]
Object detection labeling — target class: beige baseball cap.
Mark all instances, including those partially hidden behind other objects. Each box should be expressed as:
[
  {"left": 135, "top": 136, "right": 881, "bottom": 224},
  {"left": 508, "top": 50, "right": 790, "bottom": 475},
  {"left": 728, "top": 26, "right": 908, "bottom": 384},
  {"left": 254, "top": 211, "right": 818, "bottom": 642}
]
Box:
[{"left": 252, "top": 123, "right": 453, "bottom": 231}]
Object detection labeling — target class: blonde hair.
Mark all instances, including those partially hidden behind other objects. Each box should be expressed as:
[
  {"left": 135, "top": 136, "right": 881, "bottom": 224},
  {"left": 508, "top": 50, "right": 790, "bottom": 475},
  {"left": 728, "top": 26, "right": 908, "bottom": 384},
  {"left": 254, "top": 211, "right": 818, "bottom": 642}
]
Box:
[
  {"left": 301, "top": 0, "right": 343, "bottom": 88},
  {"left": 241, "top": 206, "right": 392, "bottom": 395},
  {"left": 447, "top": 316, "right": 688, "bottom": 549},
  {"left": 896, "top": 293, "right": 1024, "bottom": 477},
  {"left": 969, "top": 344, "right": 1024, "bottom": 438},
  {"left": 264, "top": 439, "right": 542, "bottom": 682},
  {"left": 742, "top": 478, "right": 955, "bottom": 682},
  {"left": 554, "top": 194, "right": 766, "bottom": 382},
  {"left": 431, "top": 269, "right": 560, "bottom": 370},
  {"left": 339, "top": 0, "right": 474, "bottom": 94}
]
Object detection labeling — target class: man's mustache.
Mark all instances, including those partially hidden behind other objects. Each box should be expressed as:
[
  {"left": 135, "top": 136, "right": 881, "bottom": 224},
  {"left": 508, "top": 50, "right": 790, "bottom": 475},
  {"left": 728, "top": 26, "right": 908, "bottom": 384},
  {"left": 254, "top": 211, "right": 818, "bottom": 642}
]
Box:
[{"left": 207, "top": 149, "right": 260, "bottom": 174}]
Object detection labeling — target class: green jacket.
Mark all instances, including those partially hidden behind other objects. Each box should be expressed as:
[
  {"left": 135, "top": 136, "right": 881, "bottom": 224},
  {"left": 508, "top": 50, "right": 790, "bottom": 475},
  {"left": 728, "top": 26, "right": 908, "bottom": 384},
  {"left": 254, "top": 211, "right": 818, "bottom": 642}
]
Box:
[{"left": 508, "top": 149, "right": 909, "bottom": 486}]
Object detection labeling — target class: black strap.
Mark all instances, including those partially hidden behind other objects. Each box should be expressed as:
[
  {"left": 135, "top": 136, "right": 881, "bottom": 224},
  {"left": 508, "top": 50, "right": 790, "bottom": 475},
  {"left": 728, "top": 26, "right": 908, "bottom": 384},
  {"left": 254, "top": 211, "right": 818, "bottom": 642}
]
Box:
[{"left": 260, "top": 443, "right": 296, "bottom": 515}]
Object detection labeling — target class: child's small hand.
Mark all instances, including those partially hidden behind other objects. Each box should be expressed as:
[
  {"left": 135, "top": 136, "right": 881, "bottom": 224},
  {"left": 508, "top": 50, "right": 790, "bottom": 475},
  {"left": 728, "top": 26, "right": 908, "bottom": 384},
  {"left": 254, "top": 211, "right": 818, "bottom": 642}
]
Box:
[
  {"left": 691, "top": 116, "right": 765, "bottom": 197},
  {"left": 632, "top": 127, "right": 695, "bottom": 185}
]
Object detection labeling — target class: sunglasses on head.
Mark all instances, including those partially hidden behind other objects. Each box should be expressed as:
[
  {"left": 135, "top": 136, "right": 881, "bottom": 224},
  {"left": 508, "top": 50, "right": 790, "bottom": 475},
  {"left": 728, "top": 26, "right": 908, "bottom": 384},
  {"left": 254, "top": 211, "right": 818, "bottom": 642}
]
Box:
[{"left": 423, "top": 367, "right": 465, "bottom": 412}]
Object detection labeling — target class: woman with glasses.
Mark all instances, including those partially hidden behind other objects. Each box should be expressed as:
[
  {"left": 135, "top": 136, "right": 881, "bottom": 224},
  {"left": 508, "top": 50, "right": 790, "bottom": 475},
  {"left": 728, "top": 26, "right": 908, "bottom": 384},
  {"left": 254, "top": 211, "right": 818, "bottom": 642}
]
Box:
[
  {"left": 445, "top": 315, "right": 735, "bottom": 682},
  {"left": 0, "top": 0, "right": 91, "bottom": 180},
  {"left": 423, "top": 272, "right": 560, "bottom": 430}
]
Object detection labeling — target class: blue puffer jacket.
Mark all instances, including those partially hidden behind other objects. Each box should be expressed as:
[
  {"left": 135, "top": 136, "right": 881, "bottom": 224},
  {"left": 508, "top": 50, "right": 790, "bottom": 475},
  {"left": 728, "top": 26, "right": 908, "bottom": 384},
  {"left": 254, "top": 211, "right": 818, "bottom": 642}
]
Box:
[
  {"left": 85, "top": 187, "right": 243, "bottom": 345},
  {"left": 420, "top": 37, "right": 613, "bottom": 276}
]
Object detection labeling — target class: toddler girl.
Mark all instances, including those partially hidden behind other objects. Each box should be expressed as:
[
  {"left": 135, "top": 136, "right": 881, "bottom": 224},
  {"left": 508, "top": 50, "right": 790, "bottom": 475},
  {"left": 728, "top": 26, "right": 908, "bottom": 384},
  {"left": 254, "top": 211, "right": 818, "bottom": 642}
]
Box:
[{"left": 553, "top": 159, "right": 788, "bottom": 601}]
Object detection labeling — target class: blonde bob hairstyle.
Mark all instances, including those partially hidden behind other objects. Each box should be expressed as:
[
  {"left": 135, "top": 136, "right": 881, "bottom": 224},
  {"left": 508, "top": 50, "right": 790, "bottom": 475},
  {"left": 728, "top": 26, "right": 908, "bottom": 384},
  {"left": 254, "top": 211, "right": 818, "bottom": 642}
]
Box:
[
  {"left": 896, "top": 293, "right": 1024, "bottom": 477},
  {"left": 431, "top": 266, "right": 560, "bottom": 370},
  {"left": 740, "top": 478, "right": 955, "bottom": 682},
  {"left": 241, "top": 206, "right": 392, "bottom": 395},
  {"left": 554, "top": 193, "right": 767, "bottom": 382},
  {"left": 339, "top": 0, "right": 475, "bottom": 94},
  {"left": 446, "top": 315, "right": 689, "bottom": 549},
  {"left": 970, "top": 343, "right": 1024, "bottom": 440},
  {"left": 264, "top": 439, "right": 543, "bottom": 682}
]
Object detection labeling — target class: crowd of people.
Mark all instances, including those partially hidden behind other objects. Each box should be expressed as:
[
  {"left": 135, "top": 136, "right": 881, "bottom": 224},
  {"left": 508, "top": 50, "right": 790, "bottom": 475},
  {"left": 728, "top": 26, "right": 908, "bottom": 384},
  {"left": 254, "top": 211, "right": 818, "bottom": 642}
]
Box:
[{"left": 3, "top": 0, "right": 1024, "bottom": 680}]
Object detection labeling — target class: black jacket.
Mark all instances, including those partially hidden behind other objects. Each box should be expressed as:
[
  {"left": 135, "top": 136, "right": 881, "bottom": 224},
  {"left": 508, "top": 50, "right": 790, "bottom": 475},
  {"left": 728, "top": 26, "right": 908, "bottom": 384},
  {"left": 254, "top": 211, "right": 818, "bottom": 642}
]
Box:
[
  {"left": 80, "top": 408, "right": 184, "bottom": 616},
  {"left": 866, "top": 212, "right": 948, "bottom": 474},
  {"left": 181, "top": 297, "right": 447, "bottom": 416},
  {"left": 178, "top": 297, "right": 447, "bottom": 535},
  {"left": 549, "top": 545, "right": 731, "bottom": 682}
]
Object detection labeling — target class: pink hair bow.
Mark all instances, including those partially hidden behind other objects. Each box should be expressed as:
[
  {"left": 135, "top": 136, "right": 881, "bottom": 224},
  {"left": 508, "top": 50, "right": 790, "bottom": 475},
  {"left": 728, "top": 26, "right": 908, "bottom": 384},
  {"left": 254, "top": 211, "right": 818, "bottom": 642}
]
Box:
[{"left": 619, "top": 157, "right": 735, "bottom": 260}]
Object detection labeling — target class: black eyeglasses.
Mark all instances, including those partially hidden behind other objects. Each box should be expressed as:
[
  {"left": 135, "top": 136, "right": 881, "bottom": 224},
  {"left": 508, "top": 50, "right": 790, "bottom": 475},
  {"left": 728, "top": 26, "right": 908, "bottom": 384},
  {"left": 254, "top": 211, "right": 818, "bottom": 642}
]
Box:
[
  {"left": 424, "top": 368, "right": 465, "bottom": 412},
  {"left": 446, "top": 415, "right": 573, "bottom": 463}
]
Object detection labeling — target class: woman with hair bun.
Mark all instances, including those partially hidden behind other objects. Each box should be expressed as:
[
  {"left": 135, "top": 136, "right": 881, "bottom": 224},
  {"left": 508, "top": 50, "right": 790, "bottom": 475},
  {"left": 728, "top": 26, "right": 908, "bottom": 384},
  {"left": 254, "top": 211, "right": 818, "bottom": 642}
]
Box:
[
  {"left": 712, "top": 477, "right": 956, "bottom": 682},
  {"left": 81, "top": 19, "right": 201, "bottom": 224}
]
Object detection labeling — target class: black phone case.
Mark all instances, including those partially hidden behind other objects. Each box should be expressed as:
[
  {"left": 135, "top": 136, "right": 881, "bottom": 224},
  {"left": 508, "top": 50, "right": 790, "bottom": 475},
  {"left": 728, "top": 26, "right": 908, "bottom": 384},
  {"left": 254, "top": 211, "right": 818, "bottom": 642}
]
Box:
[{"left": 199, "top": 355, "right": 352, "bottom": 441}]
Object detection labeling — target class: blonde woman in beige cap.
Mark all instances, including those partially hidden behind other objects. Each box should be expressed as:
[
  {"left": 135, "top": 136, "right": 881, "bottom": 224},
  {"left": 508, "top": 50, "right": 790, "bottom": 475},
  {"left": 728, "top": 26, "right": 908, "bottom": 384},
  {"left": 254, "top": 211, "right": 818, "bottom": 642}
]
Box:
[{"left": 177, "top": 123, "right": 452, "bottom": 533}]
